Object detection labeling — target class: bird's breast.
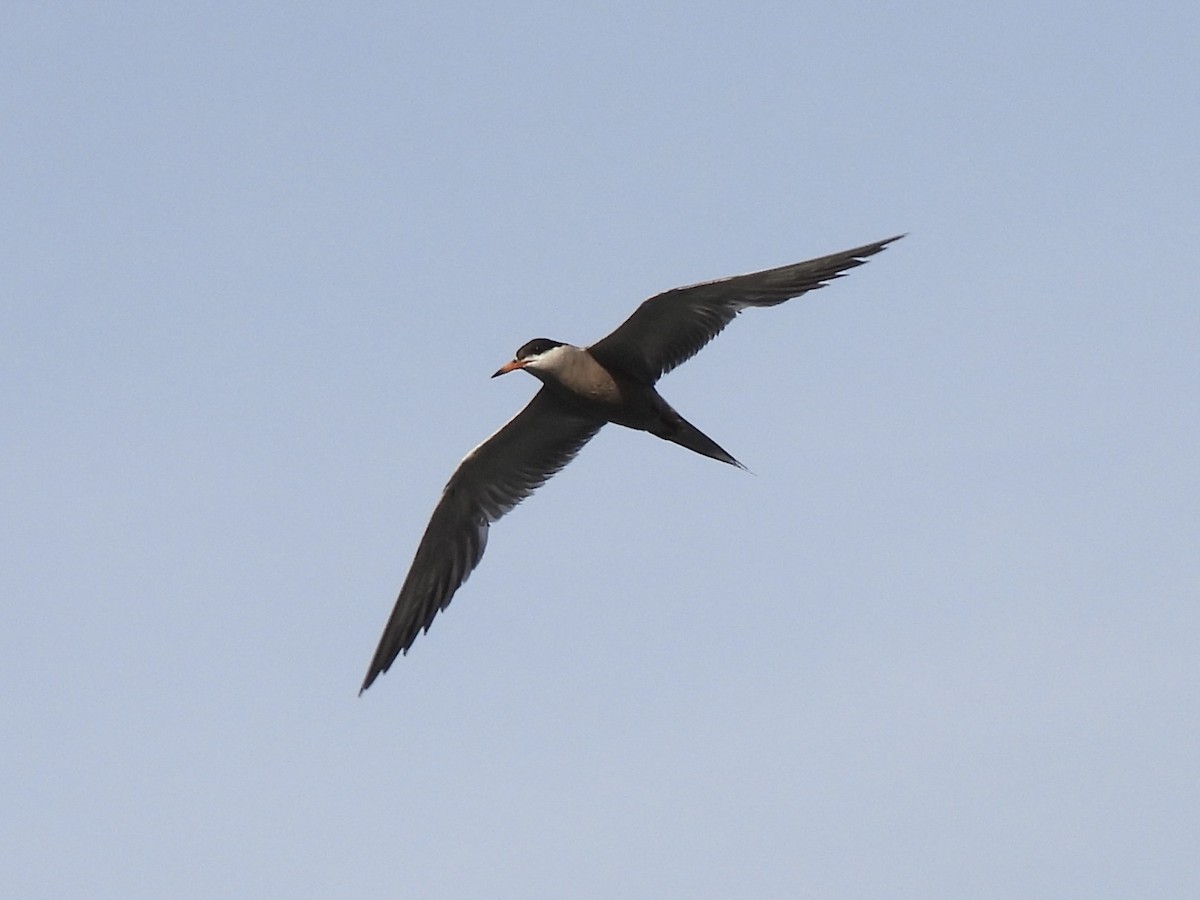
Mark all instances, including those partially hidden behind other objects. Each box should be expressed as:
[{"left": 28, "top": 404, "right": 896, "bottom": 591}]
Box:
[{"left": 551, "top": 351, "right": 624, "bottom": 406}]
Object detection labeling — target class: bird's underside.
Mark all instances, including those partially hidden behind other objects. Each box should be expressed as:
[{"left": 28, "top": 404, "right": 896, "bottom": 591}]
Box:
[{"left": 359, "top": 233, "right": 903, "bottom": 693}]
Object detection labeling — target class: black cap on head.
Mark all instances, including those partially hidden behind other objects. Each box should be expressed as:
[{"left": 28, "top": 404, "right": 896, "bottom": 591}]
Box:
[{"left": 515, "top": 338, "right": 563, "bottom": 360}]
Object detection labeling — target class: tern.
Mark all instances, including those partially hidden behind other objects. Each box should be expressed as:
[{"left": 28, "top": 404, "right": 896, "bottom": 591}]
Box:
[{"left": 360, "top": 234, "right": 902, "bottom": 692}]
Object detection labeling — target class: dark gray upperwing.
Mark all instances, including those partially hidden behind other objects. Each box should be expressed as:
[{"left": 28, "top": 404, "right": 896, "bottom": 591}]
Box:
[
  {"left": 360, "top": 388, "right": 604, "bottom": 693},
  {"left": 588, "top": 235, "right": 903, "bottom": 384}
]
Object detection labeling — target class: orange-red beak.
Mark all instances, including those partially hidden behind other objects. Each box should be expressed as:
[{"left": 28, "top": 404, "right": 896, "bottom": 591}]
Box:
[{"left": 491, "top": 358, "right": 526, "bottom": 378}]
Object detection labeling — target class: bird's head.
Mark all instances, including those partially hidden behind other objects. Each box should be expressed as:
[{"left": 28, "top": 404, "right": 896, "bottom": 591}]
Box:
[{"left": 491, "top": 338, "right": 566, "bottom": 378}]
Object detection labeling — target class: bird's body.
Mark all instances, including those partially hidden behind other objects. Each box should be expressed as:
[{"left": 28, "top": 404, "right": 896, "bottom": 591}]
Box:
[
  {"left": 503, "top": 342, "right": 742, "bottom": 467},
  {"left": 360, "top": 234, "right": 903, "bottom": 693}
]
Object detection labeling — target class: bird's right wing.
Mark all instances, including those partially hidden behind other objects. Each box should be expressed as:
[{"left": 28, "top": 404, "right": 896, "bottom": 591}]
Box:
[
  {"left": 589, "top": 235, "right": 903, "bottom": 384},
  {"left": 360, "top": 388, "right": 603, "bottom": 693}
]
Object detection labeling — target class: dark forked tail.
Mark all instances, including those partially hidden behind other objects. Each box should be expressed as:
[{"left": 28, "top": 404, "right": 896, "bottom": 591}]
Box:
[{"left": 658, "top": 412, "right": 746, "bottom": 470}]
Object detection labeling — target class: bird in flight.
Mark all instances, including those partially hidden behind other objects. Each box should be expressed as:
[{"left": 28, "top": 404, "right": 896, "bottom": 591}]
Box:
[{"left": 360, "top": 234, "right": 903, "bottom": 693}]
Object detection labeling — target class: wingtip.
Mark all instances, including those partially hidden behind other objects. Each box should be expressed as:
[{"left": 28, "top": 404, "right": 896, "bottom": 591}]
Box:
[
  {"left": 359, "top": 668, "right": 379, "bottom": 696},
  {"left": 863, "top": 233, "right": 906, "bottom": 254}
]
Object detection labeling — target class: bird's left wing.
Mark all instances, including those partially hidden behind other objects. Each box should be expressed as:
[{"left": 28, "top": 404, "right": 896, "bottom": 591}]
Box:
[
  {"left": 588, "top": 234, "right": 903, "bottom": 384},
  {"left": 360, "top": 388, "right": 603, "bottom": 693}
]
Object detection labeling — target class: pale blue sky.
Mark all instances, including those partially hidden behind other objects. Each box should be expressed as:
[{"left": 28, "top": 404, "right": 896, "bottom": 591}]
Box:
[{"left": 3, "top": 4, "right": 1198, "bottom": 897}]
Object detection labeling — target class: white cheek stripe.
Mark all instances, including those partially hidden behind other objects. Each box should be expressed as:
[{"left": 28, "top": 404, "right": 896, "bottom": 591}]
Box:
[{"left": 527, "top": 343, "right": 572, "bottom": 371}]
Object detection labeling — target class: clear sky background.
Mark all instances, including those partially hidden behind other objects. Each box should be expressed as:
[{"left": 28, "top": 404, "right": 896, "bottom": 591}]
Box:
[{"left": 4, "top": 4, "right": 1198, "bottom": 898}]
